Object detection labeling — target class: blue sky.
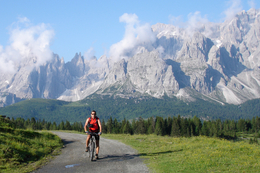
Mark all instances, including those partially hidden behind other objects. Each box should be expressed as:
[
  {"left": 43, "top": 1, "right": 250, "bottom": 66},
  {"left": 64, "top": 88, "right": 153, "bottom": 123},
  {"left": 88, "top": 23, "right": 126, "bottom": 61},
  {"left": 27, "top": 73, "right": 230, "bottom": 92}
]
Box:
[{"left": 0, "top": 0, "right": 259, "bottom": 64}]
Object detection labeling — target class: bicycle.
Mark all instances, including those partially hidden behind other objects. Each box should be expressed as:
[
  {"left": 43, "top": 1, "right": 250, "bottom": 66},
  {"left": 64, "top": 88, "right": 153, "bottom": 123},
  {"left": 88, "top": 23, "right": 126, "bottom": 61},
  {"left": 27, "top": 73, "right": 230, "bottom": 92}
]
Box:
[{"left": 86, "top": 132, "right": 99, "bottom": 161}]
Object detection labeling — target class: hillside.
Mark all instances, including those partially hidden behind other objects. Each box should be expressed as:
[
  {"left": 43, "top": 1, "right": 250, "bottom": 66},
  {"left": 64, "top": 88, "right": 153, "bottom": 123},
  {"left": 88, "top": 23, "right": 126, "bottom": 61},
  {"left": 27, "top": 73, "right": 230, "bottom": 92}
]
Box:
[
  {"left": 0, "top": 95, "right": 259, "bottom": 123},
  {"left": 0, "top": 117, "right": 62, "bottom": 173},
  {"left": 0, "top": 98, "right": 91, "bottom": 123}
]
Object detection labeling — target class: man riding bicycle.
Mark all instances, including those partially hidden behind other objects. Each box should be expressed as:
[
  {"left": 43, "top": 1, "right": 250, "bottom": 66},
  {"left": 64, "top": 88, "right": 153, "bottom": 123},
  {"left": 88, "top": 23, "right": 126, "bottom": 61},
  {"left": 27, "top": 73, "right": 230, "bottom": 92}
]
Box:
[{"left": 84, "top": 110, "right": 102, "bottom": 159}]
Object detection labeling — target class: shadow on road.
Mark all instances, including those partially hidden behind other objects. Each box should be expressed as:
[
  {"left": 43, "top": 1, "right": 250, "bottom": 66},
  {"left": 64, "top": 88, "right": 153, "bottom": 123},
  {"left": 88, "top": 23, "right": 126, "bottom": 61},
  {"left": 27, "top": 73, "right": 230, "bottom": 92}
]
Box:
[
  {"left": 98, "top": 154, "right": 140, "bottom": 162},
  {"left": 97, "top": 150, "right": 180, "bottom": 162},
  {"left": 62, "top": 139, "right": 75, "bottom": 145}
]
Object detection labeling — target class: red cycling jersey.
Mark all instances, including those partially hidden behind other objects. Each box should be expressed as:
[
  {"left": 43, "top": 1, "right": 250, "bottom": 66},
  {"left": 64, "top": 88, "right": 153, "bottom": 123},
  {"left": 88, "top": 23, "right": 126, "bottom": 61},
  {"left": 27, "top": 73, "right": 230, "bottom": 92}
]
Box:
[{"left": 88, "top": 117, "right": 99, "bottom": 132}]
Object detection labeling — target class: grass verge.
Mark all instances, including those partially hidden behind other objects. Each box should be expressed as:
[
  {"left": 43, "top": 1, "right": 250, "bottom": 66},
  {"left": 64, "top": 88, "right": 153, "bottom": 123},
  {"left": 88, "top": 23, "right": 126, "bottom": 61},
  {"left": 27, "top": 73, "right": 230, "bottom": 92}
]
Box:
[
  {"left": 0, "top": 119, "right": 63, "bottom": 173},
  {"left": 103, "top": 134, "right": 260, "bottom": 173}
]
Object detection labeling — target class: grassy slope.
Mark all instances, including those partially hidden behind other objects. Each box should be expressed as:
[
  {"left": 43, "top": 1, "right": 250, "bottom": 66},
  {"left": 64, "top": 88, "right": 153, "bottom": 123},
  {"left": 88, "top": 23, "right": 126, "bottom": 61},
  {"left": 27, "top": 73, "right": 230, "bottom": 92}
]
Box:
[
  {"left": 80, "top": 95, "right": 241, "bottom": 120},
  {"left": 0, "top": 118, "right": 63, "bottom": 173},
  {"left": 103, "top": 134, "right": 260, "bottom": 173},
  {"left": 0, "top": 98, "right": 91, "bottom": 123},
  {"left": 0, "top": 96, "right": 259, "bottom": 123}
]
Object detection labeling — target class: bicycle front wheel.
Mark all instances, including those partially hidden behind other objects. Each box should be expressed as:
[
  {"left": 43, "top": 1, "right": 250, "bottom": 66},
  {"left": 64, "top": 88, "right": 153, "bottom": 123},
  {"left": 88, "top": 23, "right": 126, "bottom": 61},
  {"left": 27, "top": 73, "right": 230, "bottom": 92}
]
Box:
[
  {"left": 89, "top": 139, "right": 92, "bottom": 161},
  {"left": 91, "top": 141, "right": 95, "bottom": 161}
]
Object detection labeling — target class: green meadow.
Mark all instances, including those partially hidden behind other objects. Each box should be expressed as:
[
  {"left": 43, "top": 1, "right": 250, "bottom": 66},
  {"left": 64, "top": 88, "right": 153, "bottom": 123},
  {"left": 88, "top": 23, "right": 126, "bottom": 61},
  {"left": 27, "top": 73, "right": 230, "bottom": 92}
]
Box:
[
  {"left": 0, "top": 118, "right": 63, "bottom": 173},
  {"left": 103, "top": 134, "right": 260, "bottom": 173},
  {"left": 1, "top": 114, "right": 260, "bottom": 173}
]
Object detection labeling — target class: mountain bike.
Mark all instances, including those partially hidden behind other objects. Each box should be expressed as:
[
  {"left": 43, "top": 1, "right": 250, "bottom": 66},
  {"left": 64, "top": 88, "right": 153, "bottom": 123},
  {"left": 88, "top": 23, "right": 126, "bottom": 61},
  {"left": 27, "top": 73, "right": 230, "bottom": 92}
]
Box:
[{"left": 86, "top": 132, "right": 98, "bottom": 161}]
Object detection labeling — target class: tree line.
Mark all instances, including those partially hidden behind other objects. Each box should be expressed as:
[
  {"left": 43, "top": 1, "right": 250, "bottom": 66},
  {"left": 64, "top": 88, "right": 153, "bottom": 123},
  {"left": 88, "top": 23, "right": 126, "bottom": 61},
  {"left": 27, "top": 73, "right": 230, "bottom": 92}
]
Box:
[
  {"left": 10, "top": 117, "right": 84, "bottom": 132},
  {"left": 6, "top": 115, "right": 260, "bottom": 139},
  {"left": 101, "top": 115, "right": 260, "bottom": 139}
]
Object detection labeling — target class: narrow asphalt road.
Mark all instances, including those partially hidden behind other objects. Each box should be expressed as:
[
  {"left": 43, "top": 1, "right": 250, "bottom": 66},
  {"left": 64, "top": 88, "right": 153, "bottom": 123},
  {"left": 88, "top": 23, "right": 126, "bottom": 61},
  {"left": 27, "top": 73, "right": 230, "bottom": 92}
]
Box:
[{"left": 32, "top": 131, "right": 149, "bottom": 173}]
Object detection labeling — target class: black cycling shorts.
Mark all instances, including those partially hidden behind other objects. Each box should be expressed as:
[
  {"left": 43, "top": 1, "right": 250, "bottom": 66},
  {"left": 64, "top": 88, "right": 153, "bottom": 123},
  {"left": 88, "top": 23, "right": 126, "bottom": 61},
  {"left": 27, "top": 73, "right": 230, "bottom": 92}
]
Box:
[{"left": 89, "top": 133, "right": 100, "bottom": 141}]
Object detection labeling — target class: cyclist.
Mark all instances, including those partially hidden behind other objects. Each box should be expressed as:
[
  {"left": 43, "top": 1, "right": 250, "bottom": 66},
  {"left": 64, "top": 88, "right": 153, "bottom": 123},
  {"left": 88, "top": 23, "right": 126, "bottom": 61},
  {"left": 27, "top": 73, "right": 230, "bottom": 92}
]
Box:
[{"left": 84, "top": 110, "right": 102, "bottom": 159}]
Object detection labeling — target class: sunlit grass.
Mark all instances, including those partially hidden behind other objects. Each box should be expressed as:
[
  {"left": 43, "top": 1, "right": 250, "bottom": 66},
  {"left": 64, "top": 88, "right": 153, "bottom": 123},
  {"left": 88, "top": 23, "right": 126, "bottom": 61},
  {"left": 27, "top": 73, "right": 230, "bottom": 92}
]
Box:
[
  {"left": 0, "top": 124, "right": 63, "bottom": 173},
  {"left": 103, "top": 134, "right": 260, "bottom": 173}
]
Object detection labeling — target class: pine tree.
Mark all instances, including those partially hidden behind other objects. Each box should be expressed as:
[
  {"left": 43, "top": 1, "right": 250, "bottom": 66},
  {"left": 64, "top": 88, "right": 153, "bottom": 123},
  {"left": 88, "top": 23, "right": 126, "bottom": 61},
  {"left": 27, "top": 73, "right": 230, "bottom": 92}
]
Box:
[
  {"left": 65, "top": 120, "right": 72, "bottom": 130},
  {"left": 58, "top": 121, "right": 65, "bottom": 130},
  {"left": 46, "top": 122, "right": 51, "bottom": 130},
  {"left": 51, "top": 122, "right": 57, "bottom": 130},
  {"left": 132, "top": 119, "right": 137, "bottom": 134},
  {"left": 101, "top": 119, "right": 107, "bottom": 133},
  {"left": 155, "top": 117, "right": 163, "bottom": 136},
  {"left": 120, "top": 118, "right": 126, "bottom": 133},
  {"left": 25, "top": 118, "right": 30, "bottom": 128},
  {"left": 166, "top": 117, "right": 172, "bottom": 135},
  {"left": 190, "top": 125, "right": 194, "bottom": 137},
  {"left": 15, "top": 117, "right": 25, "bottom": 129},
  {"left": 147, "top": 117, "right": 155, "bottom": 134},
  {"left": 201, "top": 121, "right": 209, "bottom": 136},
  {"left": 136, "top": 117, "right": 146, "bottom": 134},
  {"left": 237, "top": 119, "right": 246, "bottom": 132},
  {"left": 123, "top": 120, "right": 132, "bottom": 134},
  {"left": 216, "top": 119, "right": 222, "bottom": 137},
  {"left": 187, "top": 127, "right": 190, "bottom": 137},
  {"left": 31, "top": 117, "right": 37, "bottom": 130},
  {"left": 180, "top": 118, "right": 189, "bottom": 137},
  {"left": 193, "top": 116, "right": 202, "bottom": 135},
  {"left": 106, "top": 117, "right": 113, "bottom": 134},
  {"left": 71, "top": 122, "right": 83, "bottom": 132},
  {"left": 171, "top": 117, "right": 180, "bottom": 137},
  {"left": 251, "top": 117, "right": 256, "bottom": 132},
  {"left": 255, "top": 116, "right": 260, "bottom": 133},
  {"left": 113, "top": 118, "right": 120, "bottom": 134}
]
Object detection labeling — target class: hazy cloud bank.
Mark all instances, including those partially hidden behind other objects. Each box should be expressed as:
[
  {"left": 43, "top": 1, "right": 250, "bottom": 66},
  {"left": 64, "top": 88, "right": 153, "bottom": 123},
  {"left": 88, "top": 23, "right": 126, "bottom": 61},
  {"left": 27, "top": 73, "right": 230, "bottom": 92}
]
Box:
[
  {"left": 108, "top": 0, "right": 255, "bottom": 64},
  {"left": 109, "top": 13, "right": 156, "bottom": 63},
  {"left": 1, "top": 0, "right": 257, "bottom": 74},
  {"left": 223, "top": 0, "right": 243, "bottom": 21},
  {"left": 0, "top": 17, "right": 54, "bottom": 73},
  {"left": 168, "top": 0, "right": 255, "bottom": 37}
]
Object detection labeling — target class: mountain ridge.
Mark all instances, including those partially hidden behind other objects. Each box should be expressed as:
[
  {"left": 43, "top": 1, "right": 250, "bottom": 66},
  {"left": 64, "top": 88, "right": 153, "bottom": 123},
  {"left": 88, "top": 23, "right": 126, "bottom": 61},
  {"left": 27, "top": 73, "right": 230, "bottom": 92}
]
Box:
[{"left": 0, "top": 8, "right": 260, "bottom": 107}]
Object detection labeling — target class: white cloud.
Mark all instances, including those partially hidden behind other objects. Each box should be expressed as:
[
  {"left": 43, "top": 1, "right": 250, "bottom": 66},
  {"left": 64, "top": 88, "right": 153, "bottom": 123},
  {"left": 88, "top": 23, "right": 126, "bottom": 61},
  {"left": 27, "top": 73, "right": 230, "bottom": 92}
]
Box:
[
  {"left": 109, "top": 13, "right": 156, "bottom": 63},
  {"left": 169, "top": 15, "right": 185, "bottom": 28},
  {"left": 17, "top": 16, "right": 30, "bottom": 24},
  {"left": 156, "top": 46, "right": 165, "bottom": 56},
  {"left": 248, "top": 0, "right": 256, "bottom": 8},
  {"left": 84, "top": 47, "right": 96, "bottom": 60},
  {"left": 0, "top": 17, "right": 54, "bottom": 73},
  {"left": 168, "top": 0, "right": 245, "bottom": 38},
  {"left": 186, "top": 11, "right": 210, "bottom": 36},
  {"left": 223, "top": 0, "right": 243, "bottom": 21},
  {"left": 169, "top": 11, "right": 211, "bottom": 37}
]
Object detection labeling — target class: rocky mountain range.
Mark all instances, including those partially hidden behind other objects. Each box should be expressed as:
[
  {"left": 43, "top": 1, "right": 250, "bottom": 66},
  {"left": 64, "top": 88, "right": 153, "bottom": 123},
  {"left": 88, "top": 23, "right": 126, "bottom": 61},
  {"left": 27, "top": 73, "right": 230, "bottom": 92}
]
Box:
[{"left": 0, "top": 8, "right": 260, "bottom": 107}]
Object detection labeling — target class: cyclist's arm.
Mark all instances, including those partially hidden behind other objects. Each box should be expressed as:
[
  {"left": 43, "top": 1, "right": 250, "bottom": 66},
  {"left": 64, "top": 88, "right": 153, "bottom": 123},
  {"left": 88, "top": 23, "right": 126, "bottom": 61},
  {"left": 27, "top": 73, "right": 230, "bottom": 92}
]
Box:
[
  {"left": 84, "top": 118, "right": 89, "bottom": 132},
  {"left": 98, "top": 119, "right": 102, "bottom": 134}
]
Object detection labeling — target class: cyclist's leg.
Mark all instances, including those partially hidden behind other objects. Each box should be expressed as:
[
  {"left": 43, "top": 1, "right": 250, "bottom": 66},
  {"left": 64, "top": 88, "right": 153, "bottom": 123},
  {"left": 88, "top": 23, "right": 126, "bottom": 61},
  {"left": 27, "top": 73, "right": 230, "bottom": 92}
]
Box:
[
  {"left": 86, "top": 134, "right": 91, "bottom": 148},
  {"left": 95, "top": 135, "right": 100, "bottom": 155}
]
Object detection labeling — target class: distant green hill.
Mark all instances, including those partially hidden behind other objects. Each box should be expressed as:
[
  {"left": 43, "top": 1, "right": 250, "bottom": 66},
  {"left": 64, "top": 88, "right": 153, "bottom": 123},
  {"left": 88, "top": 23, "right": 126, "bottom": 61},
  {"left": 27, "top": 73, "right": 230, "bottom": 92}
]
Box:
[
  {"left": 0, "top": 98, "right": 91, "bottom": 123},
  {"left": 0, "top": 95, "right": 259, "bottom": 123}
]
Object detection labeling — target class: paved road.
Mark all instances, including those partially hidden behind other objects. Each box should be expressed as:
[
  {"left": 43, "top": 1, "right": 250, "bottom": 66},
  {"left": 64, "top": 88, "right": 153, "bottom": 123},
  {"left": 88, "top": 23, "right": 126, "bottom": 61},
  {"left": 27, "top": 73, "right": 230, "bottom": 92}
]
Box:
[{"left": 32, "top": 132, "right": 149, "bottom": 173}]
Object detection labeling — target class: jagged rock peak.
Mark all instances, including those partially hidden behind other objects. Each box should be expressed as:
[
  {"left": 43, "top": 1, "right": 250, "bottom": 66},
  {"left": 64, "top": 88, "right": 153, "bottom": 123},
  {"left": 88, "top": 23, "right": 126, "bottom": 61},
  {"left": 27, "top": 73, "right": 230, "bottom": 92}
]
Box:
[{"left": 1, "top": 8, "right": 260, "bottom": 107}]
